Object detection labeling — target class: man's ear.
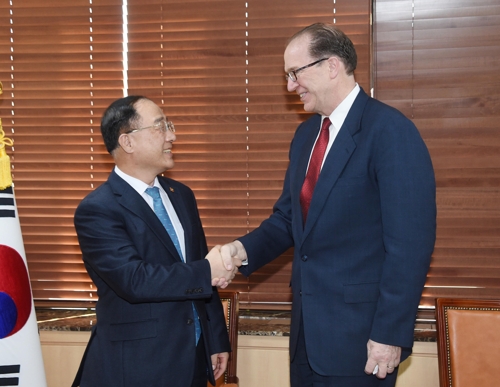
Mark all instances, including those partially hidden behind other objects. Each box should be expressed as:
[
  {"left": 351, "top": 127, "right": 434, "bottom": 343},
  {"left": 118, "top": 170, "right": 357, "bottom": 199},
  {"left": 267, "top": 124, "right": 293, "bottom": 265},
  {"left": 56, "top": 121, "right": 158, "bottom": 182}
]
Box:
[
  {"left": 327, "top": 56, "right": 341, "bottom": 79},
  {"left": 118, "top": 133, "right": 134, "bottom": 154}
]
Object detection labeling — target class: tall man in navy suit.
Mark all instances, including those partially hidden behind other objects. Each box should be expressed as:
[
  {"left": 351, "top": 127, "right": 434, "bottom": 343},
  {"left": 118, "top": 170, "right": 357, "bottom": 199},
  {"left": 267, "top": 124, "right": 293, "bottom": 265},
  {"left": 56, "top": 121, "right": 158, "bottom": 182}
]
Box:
[
  {"left": 72, "top": 96, "right": 240, "bottom": 387},
  {"left": 218, "top": 23, "right": 436, "bottom": 386}
]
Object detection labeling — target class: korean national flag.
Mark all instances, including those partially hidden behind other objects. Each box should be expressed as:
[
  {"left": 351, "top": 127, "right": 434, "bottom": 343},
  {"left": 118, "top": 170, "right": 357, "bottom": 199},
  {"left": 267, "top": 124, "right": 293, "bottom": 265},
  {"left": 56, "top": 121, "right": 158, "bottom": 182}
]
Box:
[{"left": 0, "top": 185, "right": 47, "bottom": 387}]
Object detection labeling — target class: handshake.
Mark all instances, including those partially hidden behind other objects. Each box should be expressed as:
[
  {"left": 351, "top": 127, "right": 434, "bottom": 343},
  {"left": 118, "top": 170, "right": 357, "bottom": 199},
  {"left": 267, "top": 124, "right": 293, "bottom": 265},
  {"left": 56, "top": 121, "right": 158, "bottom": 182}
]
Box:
[{"left": 206, "top": 241, "right": 248, "bottom": 288}]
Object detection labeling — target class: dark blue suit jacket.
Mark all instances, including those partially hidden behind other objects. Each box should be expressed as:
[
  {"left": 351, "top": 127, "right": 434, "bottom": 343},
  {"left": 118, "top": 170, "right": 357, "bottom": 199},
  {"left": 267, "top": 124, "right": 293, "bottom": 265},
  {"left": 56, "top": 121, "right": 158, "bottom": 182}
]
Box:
[
  {"left": 73, "top": 171, "right": 230, "bottom": 387},
  {"left": 239, "top": 88, "right": 436, "bottom": 376}
]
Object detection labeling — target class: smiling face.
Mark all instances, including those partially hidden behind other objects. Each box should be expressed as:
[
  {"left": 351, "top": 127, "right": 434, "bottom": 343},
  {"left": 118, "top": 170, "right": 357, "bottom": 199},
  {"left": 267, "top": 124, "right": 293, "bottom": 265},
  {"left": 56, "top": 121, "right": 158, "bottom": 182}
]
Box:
[
  {"left": 284, "top": 34, "right": 335, "bottom": 116},
  {"left": 118, "top": 98, "right": 177, "bottom": 184}
]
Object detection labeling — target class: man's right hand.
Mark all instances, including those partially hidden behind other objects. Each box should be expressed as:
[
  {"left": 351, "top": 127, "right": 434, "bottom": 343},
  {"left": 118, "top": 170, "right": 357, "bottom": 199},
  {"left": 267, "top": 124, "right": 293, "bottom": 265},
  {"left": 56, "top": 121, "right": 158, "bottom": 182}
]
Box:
[
  {"left": 206, "top": 245, "right": 241, "bottom": 288},
  {"left": 220, "top": 241, "right": 248, "bottom": 270}
]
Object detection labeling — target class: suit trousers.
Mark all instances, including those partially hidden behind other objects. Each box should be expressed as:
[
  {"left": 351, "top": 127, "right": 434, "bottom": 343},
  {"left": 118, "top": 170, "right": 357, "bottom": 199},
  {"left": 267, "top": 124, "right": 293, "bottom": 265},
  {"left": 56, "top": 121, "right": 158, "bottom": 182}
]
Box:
[{"left": 290, "top": 316, "right": 398, "bottom": 387}]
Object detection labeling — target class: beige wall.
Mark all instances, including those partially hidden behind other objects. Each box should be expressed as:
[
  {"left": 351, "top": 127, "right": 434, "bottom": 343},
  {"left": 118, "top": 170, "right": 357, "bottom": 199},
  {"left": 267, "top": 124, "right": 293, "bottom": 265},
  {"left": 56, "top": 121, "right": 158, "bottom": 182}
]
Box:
[
  {"left": 40, "top": 331, "right": 89, "bottom": 387},
  {"left": 40, "top": 331, "right": 439, "bottom": 387}
]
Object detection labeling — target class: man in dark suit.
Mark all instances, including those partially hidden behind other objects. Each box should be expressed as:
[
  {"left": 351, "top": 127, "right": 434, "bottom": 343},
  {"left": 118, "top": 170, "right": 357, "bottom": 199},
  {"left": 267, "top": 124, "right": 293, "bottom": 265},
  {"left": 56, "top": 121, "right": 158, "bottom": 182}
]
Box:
[
  {"left": 72, "top": 96, "right": 239, "bottom": 387},
  {"left": 218, "top": 23, "right": 436, "bottom": 386}
]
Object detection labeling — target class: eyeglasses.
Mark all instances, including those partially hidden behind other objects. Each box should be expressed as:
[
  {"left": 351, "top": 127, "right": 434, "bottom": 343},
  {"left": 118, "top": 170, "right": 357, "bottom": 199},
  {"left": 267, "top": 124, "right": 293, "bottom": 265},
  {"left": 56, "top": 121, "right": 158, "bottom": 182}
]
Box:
[
  {"left": 285, "top": 58, "right": 329, "bottom": 82},
  {"left": 125, "top": 120, "right": 175, "bottom": 135}
]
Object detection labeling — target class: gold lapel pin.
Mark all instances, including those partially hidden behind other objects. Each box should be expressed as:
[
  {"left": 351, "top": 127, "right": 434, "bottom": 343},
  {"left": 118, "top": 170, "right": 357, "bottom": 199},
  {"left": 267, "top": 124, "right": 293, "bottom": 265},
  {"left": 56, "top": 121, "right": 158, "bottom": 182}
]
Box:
[{"left": 169, "top": 187, "right": 175, "bottom": 192}]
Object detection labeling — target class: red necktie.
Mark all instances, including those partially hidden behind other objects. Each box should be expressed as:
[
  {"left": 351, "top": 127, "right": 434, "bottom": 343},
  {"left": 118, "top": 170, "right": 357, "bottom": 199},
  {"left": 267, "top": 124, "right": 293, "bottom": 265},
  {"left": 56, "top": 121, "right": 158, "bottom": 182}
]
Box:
[{"left": 299, "top": 117, "right": 331, "bottom": 222}]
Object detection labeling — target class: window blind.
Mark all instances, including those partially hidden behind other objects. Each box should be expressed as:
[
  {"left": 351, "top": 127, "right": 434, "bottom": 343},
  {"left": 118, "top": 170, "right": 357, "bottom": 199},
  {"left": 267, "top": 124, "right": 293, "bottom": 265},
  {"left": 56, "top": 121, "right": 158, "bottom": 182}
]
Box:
[
  {"left": 126, "top": 0, "right": 372, "bottom": 308},
  {"left": 374, "top": 0, "right": 500, "bottom": 311},
  {"left": 0, "top": 0, "right": 371, "bottom": 308},
  {"left": 0, "top": 0, "right": 123, "bottom": 307}
]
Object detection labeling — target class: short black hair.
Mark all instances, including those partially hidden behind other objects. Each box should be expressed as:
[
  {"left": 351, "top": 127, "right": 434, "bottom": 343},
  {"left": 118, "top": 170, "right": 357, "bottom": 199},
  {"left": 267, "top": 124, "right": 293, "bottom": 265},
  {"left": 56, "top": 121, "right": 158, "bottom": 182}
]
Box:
[{"left": 100, "top": 95, "right": 146, "bottom": 154}]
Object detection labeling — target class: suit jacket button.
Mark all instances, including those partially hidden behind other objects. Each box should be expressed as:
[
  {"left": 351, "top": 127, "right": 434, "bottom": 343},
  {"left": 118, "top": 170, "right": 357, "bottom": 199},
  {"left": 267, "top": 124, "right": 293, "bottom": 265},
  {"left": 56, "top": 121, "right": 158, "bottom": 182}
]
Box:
[
  {"left": 301, "top": 255, "right": 308, "bottom": 261},
  {"left": 187, "top": 318, "right": 193, "bottom": 325}
]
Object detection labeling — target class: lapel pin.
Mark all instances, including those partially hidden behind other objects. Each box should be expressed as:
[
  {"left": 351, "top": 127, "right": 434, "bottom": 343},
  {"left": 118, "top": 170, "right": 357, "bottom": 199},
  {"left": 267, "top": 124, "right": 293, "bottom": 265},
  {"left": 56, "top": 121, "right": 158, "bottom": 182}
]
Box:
[{"left": 169, "top": 187, "right": 175, "bottom": 192}]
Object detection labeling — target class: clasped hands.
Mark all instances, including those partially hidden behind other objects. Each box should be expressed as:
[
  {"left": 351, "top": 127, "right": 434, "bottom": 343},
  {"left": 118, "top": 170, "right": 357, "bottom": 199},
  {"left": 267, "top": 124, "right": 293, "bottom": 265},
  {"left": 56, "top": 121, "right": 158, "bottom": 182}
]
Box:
[{"left": 206, "top": 241, "right": 247, "bottom": 288}]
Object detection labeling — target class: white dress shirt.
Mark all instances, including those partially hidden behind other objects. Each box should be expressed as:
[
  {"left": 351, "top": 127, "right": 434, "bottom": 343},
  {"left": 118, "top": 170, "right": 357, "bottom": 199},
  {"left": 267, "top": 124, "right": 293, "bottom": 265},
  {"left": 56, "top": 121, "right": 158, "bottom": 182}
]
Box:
[
  {"left": 307, "top": 83, "right": 361, "bottom": 171},
  {"left": 114, "top": 166, "right": 186, "bottom": 259}
]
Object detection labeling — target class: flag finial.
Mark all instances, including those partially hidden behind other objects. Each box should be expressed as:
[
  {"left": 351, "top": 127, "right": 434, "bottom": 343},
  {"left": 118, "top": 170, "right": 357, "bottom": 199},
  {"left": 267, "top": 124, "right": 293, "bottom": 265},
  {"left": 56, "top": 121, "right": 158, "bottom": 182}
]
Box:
[{"left": 0, "top": 81, "right": 14, "bottom": 190}]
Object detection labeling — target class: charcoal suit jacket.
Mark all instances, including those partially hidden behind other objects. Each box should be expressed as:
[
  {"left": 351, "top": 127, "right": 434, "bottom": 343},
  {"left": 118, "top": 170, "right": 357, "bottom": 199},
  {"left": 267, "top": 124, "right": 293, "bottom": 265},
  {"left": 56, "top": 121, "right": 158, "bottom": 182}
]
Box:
[{"left": 72, "top": 171, "right": 230, "bottom": 387}]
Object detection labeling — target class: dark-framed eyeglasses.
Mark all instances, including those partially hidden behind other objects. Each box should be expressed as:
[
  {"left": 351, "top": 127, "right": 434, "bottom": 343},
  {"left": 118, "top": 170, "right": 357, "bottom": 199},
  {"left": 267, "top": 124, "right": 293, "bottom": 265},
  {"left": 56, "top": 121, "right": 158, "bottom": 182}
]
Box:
[
  {"left": 285, "top": 58, "right": 329, "bottom": 82},
  {"left": 125, "top": 120, "right": 175, "bottom": 135}
]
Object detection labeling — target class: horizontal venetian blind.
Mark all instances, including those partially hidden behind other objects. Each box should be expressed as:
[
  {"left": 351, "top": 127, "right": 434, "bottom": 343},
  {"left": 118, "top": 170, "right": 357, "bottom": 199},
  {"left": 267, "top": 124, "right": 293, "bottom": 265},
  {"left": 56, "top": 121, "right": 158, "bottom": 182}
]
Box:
[
  {"left": 126, "top": 0, "right": 372, "bottom": 309},
  {"left": 0, "top": 0, "right": 123, "bottom": 306},
  {"left": 1, "top": 0, "right": 371, "bottom": 309},
  {"left": 374, "top": 0, "right": 500, "bottom": 309},
  {"left": 126, "top": 0, "right": 252, "bottom": 255},
  {"left": 240, "top": 0, "right": 372, "bottom": 308}
]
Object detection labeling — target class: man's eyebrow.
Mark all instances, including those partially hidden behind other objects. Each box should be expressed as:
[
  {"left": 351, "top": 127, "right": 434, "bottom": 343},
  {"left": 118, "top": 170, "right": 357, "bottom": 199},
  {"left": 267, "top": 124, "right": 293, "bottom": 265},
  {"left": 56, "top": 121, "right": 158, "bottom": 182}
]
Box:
[
  {"left": 154, "top": 116, "right": 167, "bottom": 123},
  {"left": 285, "top": 66, "right": 295, "bottom": 72}
]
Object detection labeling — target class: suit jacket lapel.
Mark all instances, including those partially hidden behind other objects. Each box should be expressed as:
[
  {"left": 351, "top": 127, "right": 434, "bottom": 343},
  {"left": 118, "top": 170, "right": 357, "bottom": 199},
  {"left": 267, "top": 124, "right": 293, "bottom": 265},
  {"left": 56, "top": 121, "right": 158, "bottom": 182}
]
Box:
[
  {"left": 158, "top": 179, "right": 194, "bottom": 263},
  {"left": 108, "top": 171, "right": 183, "bottom": 262},
  {"left": 301, "top": 89, "right": 369, "bottom": 241}
]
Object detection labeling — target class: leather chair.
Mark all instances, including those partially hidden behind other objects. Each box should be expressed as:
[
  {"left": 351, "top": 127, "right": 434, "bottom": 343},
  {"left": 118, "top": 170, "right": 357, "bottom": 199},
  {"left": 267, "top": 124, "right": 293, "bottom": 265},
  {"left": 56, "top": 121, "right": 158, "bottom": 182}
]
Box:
[
  {"left": 210, "top": 291, "right": 239, "bottom": 387},
  {"left": 435, "top": 297, "right": 500, "bottom": 387}
]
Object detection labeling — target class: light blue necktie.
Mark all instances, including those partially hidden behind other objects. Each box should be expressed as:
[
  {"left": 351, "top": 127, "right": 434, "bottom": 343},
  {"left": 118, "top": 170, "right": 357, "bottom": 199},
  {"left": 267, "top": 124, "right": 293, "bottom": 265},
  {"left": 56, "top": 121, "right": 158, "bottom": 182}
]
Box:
[{"left": 145, "top": 186, "right": 201, "bottom": 345}]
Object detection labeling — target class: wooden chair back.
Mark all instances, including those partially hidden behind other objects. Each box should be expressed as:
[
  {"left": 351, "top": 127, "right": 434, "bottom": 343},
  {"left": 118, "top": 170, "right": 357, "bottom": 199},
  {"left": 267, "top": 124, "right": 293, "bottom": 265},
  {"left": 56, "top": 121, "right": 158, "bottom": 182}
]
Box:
[
  {"left": 211, "top": 291, "right": 239, "bottom": 387},
  {"left": 436, "top": 298, "right": 500, "bottom": 387}
]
